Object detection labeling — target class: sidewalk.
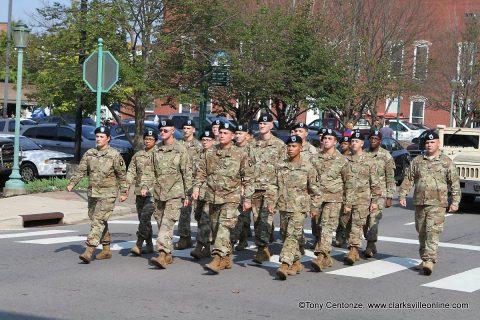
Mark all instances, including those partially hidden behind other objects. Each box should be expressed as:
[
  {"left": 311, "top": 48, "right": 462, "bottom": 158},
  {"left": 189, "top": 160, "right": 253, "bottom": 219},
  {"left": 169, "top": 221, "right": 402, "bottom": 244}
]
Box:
[{"left": 0, "top": 191, "right": 136, "bottom": 229}]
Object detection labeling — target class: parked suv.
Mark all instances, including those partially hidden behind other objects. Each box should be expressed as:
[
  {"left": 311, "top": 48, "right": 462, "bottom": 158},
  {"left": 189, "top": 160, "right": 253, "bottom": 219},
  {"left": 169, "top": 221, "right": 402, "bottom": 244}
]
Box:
[
  {"left": 22, "top": 124, "right": 133, "bottom": 165},
  {"left": 0, "top": 137, "right": 14, "bottom": 176},
  {"left": 0, "top": 118, "right": 37, "bottom": 134},
  {"left": 388, "top": 119, "right": 425, "bottom": 141}
]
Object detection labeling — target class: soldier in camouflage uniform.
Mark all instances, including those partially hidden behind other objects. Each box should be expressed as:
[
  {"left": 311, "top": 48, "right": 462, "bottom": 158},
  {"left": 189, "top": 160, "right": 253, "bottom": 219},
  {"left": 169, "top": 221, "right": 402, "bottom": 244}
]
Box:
[
  {"left": 126, "top": 129, "right": 157, "bottom": 256},
  {"left": 211, "top": 119, "right": 221, "bottom": 142},
  {"left": 192, "top": 122, "right": 254, "bottom": 274},
  {"left": 190, "top": 130, "right": 215, "bottom": 259},
  {"left": 176, "top": 120, "right": 202, "bottom": 250},
  {"left": 364, "top": 130, "right": 396, "bottom": 258},
  {"left": 274, "top": 135, "right": 322, "bottom": 280},
  {"left": 67, "top": 126, "right": 127, "bottom": 264},
  {"left": 399, "top": 131, "right": 460, "bottom": 275},
  {"left": 231, "top": 124, "right": 253, "bottom": 251},
  {"left": 335, "top": 135, "right": 351, "bottom": 247},
  {"left": 310, "top": 129, "right": 348, "bottom": 272},
  {"left": 148, "top": 119, "right": 193, "bottom": 269},
  {"left": 342, "top": 130, "right": 382, "bottom": 265},
  {"left": 246, "top": 113, "right": 286, "bottom": 264}
]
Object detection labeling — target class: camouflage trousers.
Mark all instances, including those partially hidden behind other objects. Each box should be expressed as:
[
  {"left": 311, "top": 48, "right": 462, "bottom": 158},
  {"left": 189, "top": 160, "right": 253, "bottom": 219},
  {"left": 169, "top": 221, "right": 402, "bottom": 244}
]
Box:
[
  {"left": 194, "top": 200, "right": 212, "bottom": 246},
  {"left": 230, "top": 205, "right": 252, "bottom": 243},
  {"left": 279, "top": 211, "right": 306, "bottom": 266},
  {"left": 154, "top": 198, "right": 182, "bottom": 254},
  {"left": 363, "top": 200, "right": 385, "bottom": 242},
  {"left": 336, "top": 204, "right": 350, "bottom": 244},
  {"left": 135, "top": 195, "right": 155, "bottom": 241},
  {"left": 415, "top": 205, "right": 446, "bottom": 263},
  {"left": 177, "top": 204, "right": 192, "bottom": 238},
  {"left": 346, "top": 205, "right": 369, "bottom": 248},
  {"left": 314, "top": 202, "right": 343, "bottom": 255},
  {"left": 252, "top": 191, "right": 274, "bottom": 247},
  {"left": 86, "top": 197, "right": 115, "bottom": 247},
  {"left": 210, "top": 202, "right": 238, "bottom": 257}
]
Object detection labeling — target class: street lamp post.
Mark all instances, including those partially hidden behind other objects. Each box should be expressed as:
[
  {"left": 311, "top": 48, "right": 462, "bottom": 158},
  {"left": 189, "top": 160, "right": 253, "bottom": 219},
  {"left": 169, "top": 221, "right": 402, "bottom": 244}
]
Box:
[
  {"left": 4, "top": 21, "right": 31, "bottom": 197},
  {"left": 449, "top": 79, "right": 458, "bottom": 127}
]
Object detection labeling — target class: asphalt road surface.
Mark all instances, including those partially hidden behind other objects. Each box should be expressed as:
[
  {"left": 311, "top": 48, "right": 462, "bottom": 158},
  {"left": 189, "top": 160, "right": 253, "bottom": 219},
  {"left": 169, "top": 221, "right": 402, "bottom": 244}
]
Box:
[{"left": 0, "top": 197, "right": 478, "bottom": 320}]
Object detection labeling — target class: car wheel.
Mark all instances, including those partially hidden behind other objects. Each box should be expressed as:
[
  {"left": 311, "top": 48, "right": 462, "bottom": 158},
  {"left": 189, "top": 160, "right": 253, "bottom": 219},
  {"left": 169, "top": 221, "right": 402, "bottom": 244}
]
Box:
[{"left": 20, "top": 163, "right": 38, "bottom": 182}]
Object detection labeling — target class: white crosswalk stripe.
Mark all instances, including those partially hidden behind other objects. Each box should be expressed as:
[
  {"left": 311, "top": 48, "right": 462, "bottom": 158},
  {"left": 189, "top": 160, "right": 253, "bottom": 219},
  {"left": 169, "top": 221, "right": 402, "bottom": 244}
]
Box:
[
  {"left": 18, "top": 236, "right": 86, "bottom": 244},
  {"left": 421, "top": 267, "right": 480, "bottom": 293},
  {"left": 0, "top": 230, "right": 75, "bottom": 239}
]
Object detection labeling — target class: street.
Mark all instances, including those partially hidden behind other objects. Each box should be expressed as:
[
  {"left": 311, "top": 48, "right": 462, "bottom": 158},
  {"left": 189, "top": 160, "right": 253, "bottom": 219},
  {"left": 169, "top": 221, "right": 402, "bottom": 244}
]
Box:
[{"left": 0, "top": 196, "right": 478, "bottom": 320}]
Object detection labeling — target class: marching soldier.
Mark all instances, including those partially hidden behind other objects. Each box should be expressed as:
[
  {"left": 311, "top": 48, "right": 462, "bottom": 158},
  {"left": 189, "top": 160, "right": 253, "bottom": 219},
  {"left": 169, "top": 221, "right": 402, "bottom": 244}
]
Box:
[
  {"left": 364, "top": 130, "right": 396, "bottom": 258},
  {"left": 176, "top": 120, "right": 202, "bottom": 250},
  {"left": 67, "top": 126, "right": 128, "bottom": 264},
  {"left": 211, "top": 119, "right": 221, "bottom": 142},
  {"left": 292, "top": 122, "right": 318, "bottom": 161},
  {"left": 335, "top": 135, "right": 351, "bottom": 247},
  {"left": 342, "top": 130, "right": 382, "bottom": 265},
  {"left": 246, "top": 113, "right": 286, "bottom": 264},
  {"left": 148, "top": 119, "right": 193, "bottom": 269},
  {"left": 339, "top": 135, "right": 351, "bottom": 157},
  {"left": 274, "top": 135, "right": 322, "bottom": 280},
  {"left": 192, "top": 122, "right": 254, "bottom": 273},
  {"left": 399, "top": 131, "right": 460, "bottom": 275},
  {"left": 127, "top": 129, "right": 157, "bottom": 256},
  {"left": 310, "top": 129, "right": 347, "bottom": 272}
]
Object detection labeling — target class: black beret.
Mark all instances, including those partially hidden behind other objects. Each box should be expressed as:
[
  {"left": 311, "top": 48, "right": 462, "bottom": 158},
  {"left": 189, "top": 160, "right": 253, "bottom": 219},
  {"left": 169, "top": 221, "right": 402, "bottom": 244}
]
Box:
[
  {"left": 293, "top": 122, "right": 308, "bottom": 130},
  {"left": 211, "top": 119, "right": 222, "bottom": 127},
  {"left": 341, "top": 136, "right": 351, "bottom": 143},
  {"left": 158, "top": 119, "right": 175, "bottom": 129},
  {"left": 322, "top": 128, "right": 337, "bottom": 139},
  {"left": 424, "top": 131, "right": 439, "bottom": 141},
  {"left": 143, "top": 129, "right": 157, "bottom": 140},
  {"left": 369, "top": 129, "right": 382, "bottom": 139},
  {"left": 219, "top": 122, "right": 236, "bottom": 133},
  {"left": 94, "top": 126, "right": 110, "bottom": 136},
  {"left": 258, "top": 113, "right": 274, "bottom": 123},
  {"left": 286, "top": 135, "right": 303, "bottom": 144},
  {"left": 182, "top": 119, "right": 195, "bottom": 128},
  {"left": 236, "top": 124, "right": 249, "bottom": 133},
  {"left": 351, "top": 130, "right": 364, "bottom": 141},
  {"left": 201, "top": 131, "right": 214, "bottom": 139},
  {"left": 317, "top": 127, "right": 328, "bottom": 135}
]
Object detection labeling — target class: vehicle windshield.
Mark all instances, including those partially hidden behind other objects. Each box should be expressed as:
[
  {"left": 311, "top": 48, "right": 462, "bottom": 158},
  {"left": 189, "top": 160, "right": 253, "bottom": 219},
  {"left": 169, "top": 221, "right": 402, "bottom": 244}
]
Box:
[
  {"left": 444, "top": 133, "right": 479, "bottom": 149},
  {"left": 403, "top": 121, "right": 419, "bottom": 130},
  {"left": 5, "top": 136, "right": 43, "bottom": 151},
  {"left": 82, "top": 126, "right": 97, "bottom": 140}
]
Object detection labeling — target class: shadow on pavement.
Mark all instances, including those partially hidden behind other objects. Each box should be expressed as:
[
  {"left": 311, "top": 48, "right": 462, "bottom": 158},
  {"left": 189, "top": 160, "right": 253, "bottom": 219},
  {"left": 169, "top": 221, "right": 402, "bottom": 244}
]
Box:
[{"left": 0, "top": 311, "right": 62, "bottom": 320}]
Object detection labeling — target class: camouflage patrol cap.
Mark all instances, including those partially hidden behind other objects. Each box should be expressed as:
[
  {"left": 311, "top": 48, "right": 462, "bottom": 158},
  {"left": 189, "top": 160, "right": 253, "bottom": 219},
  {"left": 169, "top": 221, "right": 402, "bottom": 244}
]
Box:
[
  {"left": 286, "top": 135, "right": 303, "bottom": 145},
  {"left": 219, "top": 122, "right": 236, "bottom": 133},
  {"left": 182, "top": 119, "right": 196, "bottom": 128},
  {"left": 201, "top": 131, "right": 214, "bottom": 139},
  {"left": 322, "top": 128, "right": 337, "bottom": 139},
  {"left": 158, "top": 119, "right": 174, "bottom": 129},
  {"left": 341, "top": 136, "right": 351, "bottom": 144},
  {"left": 94, "top": 126, "right": 110, "bottom": 137},
  {"left": 143, "top": 128, "right": 158, "bottom": 140},
  {"left": 258, "top": 113, "right": 274, "bottom": 123},
  {"left": 293, "top": 122, "right": 307, "bottom": 130},
  {"left": 236, "top": 124, "right": 250, "bottom": 133},
  {"left": 424, "top": 130, "right": 439, "bottom": 141},
  {"left": 317, "top": 127, "right": 328, "bottom": 136},
  {"left": 369, "top": 129, "right": 382, "bottom": 139},
  {"left": 351, "top": 130, "right": 364, "bottom": 140}
]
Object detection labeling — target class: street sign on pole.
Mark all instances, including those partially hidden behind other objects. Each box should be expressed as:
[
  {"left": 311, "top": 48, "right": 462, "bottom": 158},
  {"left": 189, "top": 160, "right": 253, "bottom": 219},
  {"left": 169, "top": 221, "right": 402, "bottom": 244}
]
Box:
[{"left": 83, "top": 38, "right": 119, "bottom": 126}]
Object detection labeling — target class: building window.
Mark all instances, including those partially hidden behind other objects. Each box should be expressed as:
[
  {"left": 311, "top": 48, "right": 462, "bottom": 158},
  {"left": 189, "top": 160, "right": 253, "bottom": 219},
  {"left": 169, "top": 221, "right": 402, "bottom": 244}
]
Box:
[
  {"left": 410, "top": 97, "right": 426, "bottom": 125},
  {"left": 390, "top": 42, "right": 404, "bottom": 77},
  {"left": 385, "top": 96, "right": 401, "bottom": 114},
  {"left": 179, "top": 103, "right": 192, "bottom": 113},
  {"left": 457, "top": 41, "right": 477, "bottom": 83},
  {"left": 413, "top": 41, "right": 430, "bottom": 80}
]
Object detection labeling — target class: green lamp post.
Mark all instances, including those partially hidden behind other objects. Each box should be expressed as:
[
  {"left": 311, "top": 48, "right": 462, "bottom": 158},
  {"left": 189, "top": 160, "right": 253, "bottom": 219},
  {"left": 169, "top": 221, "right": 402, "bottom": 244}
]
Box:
[{"left": 4, "top": 21, "right": 31, "bottom": 197}]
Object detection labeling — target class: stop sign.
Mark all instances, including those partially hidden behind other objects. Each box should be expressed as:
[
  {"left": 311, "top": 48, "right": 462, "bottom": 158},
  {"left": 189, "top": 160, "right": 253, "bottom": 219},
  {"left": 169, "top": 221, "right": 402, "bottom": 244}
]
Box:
[{"left": 83, "top": 51, "right": 119, "bottom": 92}]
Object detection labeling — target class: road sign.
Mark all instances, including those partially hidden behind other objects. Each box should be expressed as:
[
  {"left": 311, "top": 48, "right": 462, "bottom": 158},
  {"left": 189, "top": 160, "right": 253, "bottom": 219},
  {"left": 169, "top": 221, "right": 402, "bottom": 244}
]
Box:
[
  {"left": 210, "top": 66, "right": 230, "bottom": 86},
  {"left": 83, "top": 50, "right": 119, "bottom": 93}
]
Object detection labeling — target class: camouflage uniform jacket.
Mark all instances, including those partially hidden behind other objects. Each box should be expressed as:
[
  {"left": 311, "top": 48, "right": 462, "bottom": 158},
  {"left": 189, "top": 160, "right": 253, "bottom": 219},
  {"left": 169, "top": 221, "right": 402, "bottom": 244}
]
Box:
[
  {"left": 69, "top": 146, "right": 127, "bottom": 198},
  {"left": 246, "top": 135, "right": 286, "bottom": 191},
  {"left": 182, "top": 138, "right": 202, "bottom": 174},
  {"left": 273, "top": 159, "right": 322, "bottom": 213},
  {"left": 342, "top": 153, "right": 382, "bottom": 208},
  {"left": 193, "top": 144, "right": 254, "bottom": 205},
  {"left": 301, "top": 141, "right": 318, "bottom": 162},
  {"left": 399, "top": 152, "right": 461, "bottom": 207},
  {"left": 146, "top": 139, "right": 193, "bottom": 201},
  {"left": 367, "top": 147, "right": 396, "bottom": 199},
  {"left": 312, "top": 149, "right": 347, "bottom": 203},
  {"left": 126, "top": 148, "right": 155, "bottom": 196}
]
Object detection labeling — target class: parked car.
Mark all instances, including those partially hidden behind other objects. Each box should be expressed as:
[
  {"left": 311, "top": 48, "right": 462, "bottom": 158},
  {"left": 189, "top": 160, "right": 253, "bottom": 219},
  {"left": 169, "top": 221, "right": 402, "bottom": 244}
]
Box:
[
  {"left": 0, "top": 137, "right": 14, "bottom": 176},
  {"left": 145, "top": 114, "right": 168, "bottom": 123},
  {"left": 0, "top": 118, "right": 37, "bottom": 134},
  {"left": 34, "top": 115, "right": 96, "bottom": 126},
  {"left": 388, "top": 119, "right": 426, "bottom": 141},
  {"left": 0, "top": 134, "right": 74, "bottom": 182},
  {"left": 168, "top": 113, "right": 236, "bottom": 130},
  {"left": 110, "top": 121, "right": 184, "bottom": 141},
  {"left": 308, "top": 118, "right": 341, "bottom": 130},
  {"left": 22, "top": 124, "right": 133, "bottom": 165}
]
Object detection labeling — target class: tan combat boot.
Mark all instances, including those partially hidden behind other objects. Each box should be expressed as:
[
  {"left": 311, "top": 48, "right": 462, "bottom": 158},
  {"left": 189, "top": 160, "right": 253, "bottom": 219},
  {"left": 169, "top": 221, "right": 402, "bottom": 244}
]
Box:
[
  {"left": 311, "top": 254, "right": 325, "bottom": 272},
  {"left": 287, "top": 260, "right": 304, "bottom": 275},
  {"left": 96, "top": 244, "right": 112, "bottom": 260},
  {"left": 422, "top": 261, "right": 434, "bottom": 276},
  {"left": 142, "top": 239, "right": 154, "bottom": 254},
  {"left": 344, "top": 247, "right": 360, "bottom": 265},
  {"left": 130, "top": 238, "right": 144, "bottom": 256},
  {"left": 414, "top": 261, "right": 424, "bottom": 270},
  {"left": 79, "top": 245, "right": 96, "bottom": 264},
  {"left": 149, "top": 251, "right": 171, "bottom": 269},
  {"left": 174, "top": 237, "right": 193, "bottom": 250},
  {"left": 276, "top": 263, "right": 289, "bottom": 280},
  {"left": 322, "top": 254, "right": 333, "bottom": 269},
  {"left": 364, "top": 241, "right": 377, "bottom": 258},
  {"left": 220, "top": 255, "right": 233, "bottom": 270},
  {"left": 252, "top": 246, "right": 271, "bottom": 264},
  {"left": 334, "top": 233, "right": 344, "bottom": 248},
  {"left": 205, "top": 254, "right": 222, "bottom": 273}
]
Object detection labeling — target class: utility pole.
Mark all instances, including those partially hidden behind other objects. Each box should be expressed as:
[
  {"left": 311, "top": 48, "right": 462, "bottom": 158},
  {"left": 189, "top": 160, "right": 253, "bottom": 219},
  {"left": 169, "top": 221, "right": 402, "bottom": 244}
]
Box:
[{"left": 2, "top": 0, "right": 13, "bottom": 118}]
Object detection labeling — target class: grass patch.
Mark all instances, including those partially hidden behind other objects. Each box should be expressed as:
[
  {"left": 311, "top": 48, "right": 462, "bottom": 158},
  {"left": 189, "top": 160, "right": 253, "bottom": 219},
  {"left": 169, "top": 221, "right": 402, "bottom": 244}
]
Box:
[{"left": 25, "top": 177, "right": 89, "bottom": 194}]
